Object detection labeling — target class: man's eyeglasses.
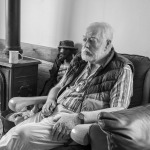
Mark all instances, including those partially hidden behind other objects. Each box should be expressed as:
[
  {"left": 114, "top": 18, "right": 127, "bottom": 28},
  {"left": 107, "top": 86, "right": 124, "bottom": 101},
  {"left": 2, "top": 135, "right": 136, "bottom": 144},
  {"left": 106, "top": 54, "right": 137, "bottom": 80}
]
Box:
[{"left": 83, "top": 36, "right": 99, "bottom": 45}]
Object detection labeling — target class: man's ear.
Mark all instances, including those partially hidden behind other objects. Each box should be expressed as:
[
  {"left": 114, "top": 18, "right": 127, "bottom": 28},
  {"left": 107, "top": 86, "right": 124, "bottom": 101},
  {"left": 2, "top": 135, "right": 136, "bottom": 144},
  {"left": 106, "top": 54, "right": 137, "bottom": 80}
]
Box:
[
  {"left": 107, "top": 40, "right": 111, "bottom": 46},
  {"left": 105, "top": 40, "right": 111, "bottom": 49}
]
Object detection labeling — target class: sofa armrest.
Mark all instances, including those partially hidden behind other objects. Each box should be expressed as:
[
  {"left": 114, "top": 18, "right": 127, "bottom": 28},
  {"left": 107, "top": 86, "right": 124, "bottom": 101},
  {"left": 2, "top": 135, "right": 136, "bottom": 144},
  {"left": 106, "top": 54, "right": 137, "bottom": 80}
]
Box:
[
  {"left": 142, "top": 68, "right": 150, "bottom": 105},
  {"left": 70, "top": 124, "right": 92, "bottom": 145},
  {"left": 70, "top": 123, "right": 108, "bottom": 150},
  {"left": 8, "top": 96, "right": 47, "bottom": 112},
  {"left": 89, "top": 124, "right": 108, "bottom": 150}
]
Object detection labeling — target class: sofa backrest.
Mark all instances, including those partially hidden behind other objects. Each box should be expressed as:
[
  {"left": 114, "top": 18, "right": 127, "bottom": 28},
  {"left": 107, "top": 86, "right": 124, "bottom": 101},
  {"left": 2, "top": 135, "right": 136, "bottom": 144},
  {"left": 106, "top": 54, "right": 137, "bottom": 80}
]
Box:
[{"left": 122, "top": 54, "right": 150, "bottom": 108}]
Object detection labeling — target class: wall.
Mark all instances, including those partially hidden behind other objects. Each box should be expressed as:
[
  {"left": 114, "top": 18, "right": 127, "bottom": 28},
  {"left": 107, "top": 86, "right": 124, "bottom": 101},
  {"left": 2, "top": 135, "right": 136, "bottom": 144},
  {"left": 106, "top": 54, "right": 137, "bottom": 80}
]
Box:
[
  {"left": 105, "top": 0, "right": 150, "bottom": 55},
  {"left": 0, "top": 0, "right": 5, "bottom": 39},
  {"left": 21, "top": 0, "right": 76, "bottom": 47},
  {"left": 0, "top": 0, "right": 150, "bottom": 95},
  {"left": 71, "top": 0, "right": 150, "bottom": 55},
  {"left": 0, "top": 0, "right": 150, "bottom": 56}
]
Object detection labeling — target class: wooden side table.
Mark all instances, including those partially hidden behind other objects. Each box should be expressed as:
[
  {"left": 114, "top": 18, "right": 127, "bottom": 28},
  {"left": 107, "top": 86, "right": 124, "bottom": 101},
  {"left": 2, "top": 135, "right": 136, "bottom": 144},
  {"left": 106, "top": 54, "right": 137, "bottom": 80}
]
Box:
[{"left": 0, "top": 57, "right": 41, "bottom": 111}]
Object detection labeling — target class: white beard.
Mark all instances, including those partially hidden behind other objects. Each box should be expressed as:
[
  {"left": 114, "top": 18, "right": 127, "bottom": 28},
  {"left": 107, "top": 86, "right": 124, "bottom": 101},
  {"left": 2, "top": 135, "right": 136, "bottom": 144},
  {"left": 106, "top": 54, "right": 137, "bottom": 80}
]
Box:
[{"left": 81, "top": 48, "right": 95, "bottom": 62}]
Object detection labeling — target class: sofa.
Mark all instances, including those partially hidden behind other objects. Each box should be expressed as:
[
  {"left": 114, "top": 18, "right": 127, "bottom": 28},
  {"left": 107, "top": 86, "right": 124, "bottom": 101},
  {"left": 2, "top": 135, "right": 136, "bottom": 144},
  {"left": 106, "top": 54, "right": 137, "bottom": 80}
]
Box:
[
  {"left": 89, "top": 53, "right": 150, "bottom": 150},
  {"left": 8, "top": 53, "right": 150, "bottom": 150}
]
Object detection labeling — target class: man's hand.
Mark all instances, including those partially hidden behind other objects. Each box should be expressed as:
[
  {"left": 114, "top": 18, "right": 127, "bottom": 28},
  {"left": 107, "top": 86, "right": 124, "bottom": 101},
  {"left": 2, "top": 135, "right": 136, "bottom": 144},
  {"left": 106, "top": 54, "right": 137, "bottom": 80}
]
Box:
[
  {"left": 21, "top": 110, "right": 35, "bottom": 119},
  {"left": 10, "top": 111, "right": 33, "bottom": 120},
  {"left": 21, "top": 104, "right": 39, "bottom": 120},
  {"left": 50, "top": 123, "right": 71, "bottom": 141},
  {"left": 50, "top": 113, "right": 82, "bottom": 141},
  {"left": 53, "top": 113, "right": 81, "bottom": 129},
  {"left": 42, "top": 100, "right": 57, "bottom": 117},
  {"left": 9, "top": 110, "right": 36, "bottom": 125}
]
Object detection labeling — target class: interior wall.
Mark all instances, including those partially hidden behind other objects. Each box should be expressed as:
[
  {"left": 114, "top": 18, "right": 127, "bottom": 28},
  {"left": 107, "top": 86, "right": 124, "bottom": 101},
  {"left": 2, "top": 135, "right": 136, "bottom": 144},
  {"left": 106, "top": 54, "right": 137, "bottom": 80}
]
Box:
[
  {"left": 104, "top": 0, "right": 150, "bottom": 55},
  {"left": 0, "top": 0, "right": 5, "bottom": 39},
  {"left": 71, "top": 0, "right": 150, "bottom": 55},
  {"left": 21, "top": 0, "right": 75, "bottom": 47},
  {"left": 0, "top": 0, "right": 150, "bottom": 56}
]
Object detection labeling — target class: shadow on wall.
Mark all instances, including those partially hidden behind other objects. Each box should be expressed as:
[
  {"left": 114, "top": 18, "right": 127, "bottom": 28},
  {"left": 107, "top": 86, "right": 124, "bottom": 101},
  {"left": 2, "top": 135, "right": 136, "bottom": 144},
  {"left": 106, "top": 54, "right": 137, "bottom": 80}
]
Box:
[
  {"left": 75, "top": 43, "right": 82, "bottom": 52},
  {"left": 0, "top": 40, "right": 5, "bottom": 51}
]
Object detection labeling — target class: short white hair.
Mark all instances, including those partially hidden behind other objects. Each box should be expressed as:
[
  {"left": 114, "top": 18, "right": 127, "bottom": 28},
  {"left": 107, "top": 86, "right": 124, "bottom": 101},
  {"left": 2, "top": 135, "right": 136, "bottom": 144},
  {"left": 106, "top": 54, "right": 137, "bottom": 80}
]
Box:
[{"left": 87, "top": 22, "right": 114, "bottom": 42}]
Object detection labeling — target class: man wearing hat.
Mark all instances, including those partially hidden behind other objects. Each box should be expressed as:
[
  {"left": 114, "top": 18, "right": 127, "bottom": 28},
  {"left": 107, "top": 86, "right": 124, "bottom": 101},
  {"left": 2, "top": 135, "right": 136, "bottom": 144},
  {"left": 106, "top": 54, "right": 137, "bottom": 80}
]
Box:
[
  {"left": 58, "top": 40, "right": 77, "bottom": 63},
  {"left": 57, "top": 40, "right": 78, "bottom": 81},
  {"left": 40, "top": 40, "right": 78, "bottom": 96}
]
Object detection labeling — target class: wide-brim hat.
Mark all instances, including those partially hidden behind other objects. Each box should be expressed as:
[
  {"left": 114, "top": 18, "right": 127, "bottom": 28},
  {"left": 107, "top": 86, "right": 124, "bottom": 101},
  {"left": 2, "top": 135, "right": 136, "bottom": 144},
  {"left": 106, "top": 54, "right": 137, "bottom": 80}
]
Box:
[{"left": 58, "top": 40, "right": 77, "bottom": 50}]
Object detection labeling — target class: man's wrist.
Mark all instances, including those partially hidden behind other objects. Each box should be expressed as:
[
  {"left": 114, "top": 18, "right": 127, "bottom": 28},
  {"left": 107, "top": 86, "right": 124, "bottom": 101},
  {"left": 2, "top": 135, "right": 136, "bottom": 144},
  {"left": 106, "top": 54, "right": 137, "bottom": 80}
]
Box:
[
  {"left": 77, "top": 112, "right": 84, "bottom": 124},
  {"left": 47, "top": 97, "right": 56, "bottom": 103},
  {"left": 97, "top": 112, "right": 101, "bottom": 121}
]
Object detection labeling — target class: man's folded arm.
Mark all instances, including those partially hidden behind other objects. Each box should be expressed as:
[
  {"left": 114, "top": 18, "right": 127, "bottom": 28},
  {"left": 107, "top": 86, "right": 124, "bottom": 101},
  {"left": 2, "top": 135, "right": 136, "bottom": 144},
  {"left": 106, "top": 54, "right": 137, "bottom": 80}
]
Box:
[{"left": 81, "top": 65, "right": 133, "bottom": 124}]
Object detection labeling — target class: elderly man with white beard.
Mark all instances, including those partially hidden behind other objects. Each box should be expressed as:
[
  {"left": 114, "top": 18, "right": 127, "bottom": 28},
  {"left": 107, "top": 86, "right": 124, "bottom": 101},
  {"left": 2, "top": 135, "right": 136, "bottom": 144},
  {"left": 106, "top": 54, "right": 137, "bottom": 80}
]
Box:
[{"left": 0, "top": 22, "right": 133, "bottom": 150}]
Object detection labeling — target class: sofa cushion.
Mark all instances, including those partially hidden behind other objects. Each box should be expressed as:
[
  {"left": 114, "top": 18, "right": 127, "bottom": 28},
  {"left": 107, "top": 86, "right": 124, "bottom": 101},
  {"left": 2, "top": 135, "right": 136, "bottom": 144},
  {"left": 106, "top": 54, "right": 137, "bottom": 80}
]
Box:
[
  {"left": 98, "top": 104, "right": 150, "bottom": 150},
  {"left": 122, "top": 54, "right": 150, "bottom": 107}
]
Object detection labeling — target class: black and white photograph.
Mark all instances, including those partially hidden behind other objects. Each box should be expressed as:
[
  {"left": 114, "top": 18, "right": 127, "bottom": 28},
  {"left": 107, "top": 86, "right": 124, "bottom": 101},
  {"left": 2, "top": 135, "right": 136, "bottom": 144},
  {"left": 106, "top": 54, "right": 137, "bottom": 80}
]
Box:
[{"left": 0, "top": 0, "right": 150, "bottom": 150}]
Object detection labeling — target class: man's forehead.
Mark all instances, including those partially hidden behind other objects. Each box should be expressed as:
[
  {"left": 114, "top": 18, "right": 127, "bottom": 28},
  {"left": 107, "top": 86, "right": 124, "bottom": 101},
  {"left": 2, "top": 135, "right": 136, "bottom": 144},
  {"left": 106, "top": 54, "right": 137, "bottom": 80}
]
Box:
[{"left": 85, "top": 27, "right": 102, "bottom": 37}]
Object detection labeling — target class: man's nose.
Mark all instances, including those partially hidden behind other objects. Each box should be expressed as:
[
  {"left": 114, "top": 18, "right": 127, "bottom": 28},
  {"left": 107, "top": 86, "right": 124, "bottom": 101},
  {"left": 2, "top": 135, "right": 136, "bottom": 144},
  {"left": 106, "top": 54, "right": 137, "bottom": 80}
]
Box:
[
  {"left": 60, "top": 49, "right": 65, "bottom": 53},
  {"left": 84, "top": 40, "right": 90, "bottom": 48}
]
